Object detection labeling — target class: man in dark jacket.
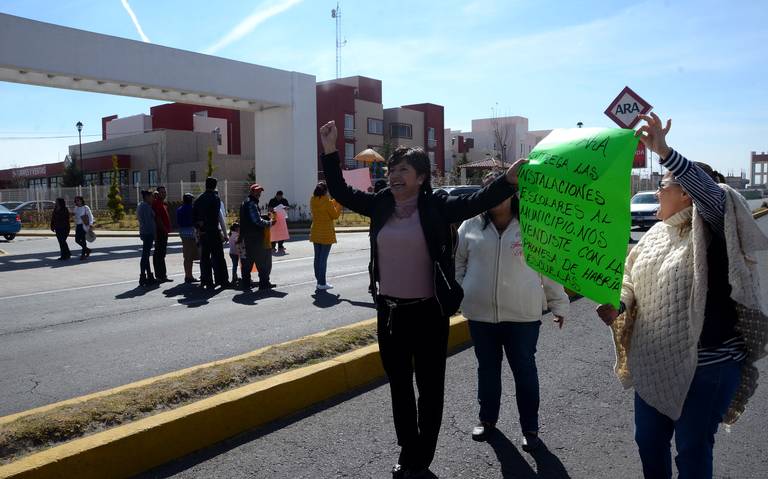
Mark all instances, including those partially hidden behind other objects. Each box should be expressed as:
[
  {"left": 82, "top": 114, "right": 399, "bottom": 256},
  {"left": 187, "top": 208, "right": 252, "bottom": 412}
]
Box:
[
  {"left": 152, "top": 186, "right": 172, "bottom": 282},
  {"left": 192, "top": 177, "right": 229, "bottom": 289},
  {"left": 239, "top": 184, "right": 275, "bottom": 290}
]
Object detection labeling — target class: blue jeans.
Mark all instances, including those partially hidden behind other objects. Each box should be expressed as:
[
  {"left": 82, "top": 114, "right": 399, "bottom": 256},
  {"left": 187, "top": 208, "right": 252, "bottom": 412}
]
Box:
[
  {"left": 468, "top": 320, "right": 541, "bottom": 433},
  {"left": 313, "top": 243, "right": 332, "bottom": 285},
  {"left": 634, "top": 359, "right": 742, "bottom": 479},
  {"left": 140, "top": 233, "right": 154, "bottom": 276}
]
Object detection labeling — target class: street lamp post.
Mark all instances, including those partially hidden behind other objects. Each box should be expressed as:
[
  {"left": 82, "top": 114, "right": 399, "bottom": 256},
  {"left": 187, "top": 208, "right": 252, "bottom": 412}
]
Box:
[{"left": 76, "top": 121, "right": 83, "bottom": 186}]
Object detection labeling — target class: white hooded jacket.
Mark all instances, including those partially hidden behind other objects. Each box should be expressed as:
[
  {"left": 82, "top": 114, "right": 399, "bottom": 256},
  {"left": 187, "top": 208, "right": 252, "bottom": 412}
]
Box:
[{"left": 455, "top": 215, "right": 569, "bottom": 323}]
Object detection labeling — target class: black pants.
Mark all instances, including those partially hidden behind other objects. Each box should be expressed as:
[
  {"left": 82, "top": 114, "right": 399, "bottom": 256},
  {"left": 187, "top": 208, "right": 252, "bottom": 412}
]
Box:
[
  {"left": 153, "top": 232, "right": 168, "bottom": 279},
  {"left": 242, "top": 237, "right": 272, "bottom": 286},
  {"left": 271, "top": 240, "right": 285, "bottom": 250},
  {"left": 199, "top": 231, "right": 228, "bottom": 286},
  {"left": 140, "top": 233, "right": 154, "bottom": 276},
  {"left": 377, "top": 296, "right": 449, "bottom": 471},
  {"left": 74, "top": 224, "right": 90, "bottom": 255},
  {"left": 55, "top": 229, "right": 71, "bottom": 258}
]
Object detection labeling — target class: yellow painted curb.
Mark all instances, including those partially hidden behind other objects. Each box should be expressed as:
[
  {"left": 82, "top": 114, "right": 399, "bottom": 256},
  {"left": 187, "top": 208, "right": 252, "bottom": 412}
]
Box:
[{"left": 0, "top": 315, "right": 470, "bottom": 479}]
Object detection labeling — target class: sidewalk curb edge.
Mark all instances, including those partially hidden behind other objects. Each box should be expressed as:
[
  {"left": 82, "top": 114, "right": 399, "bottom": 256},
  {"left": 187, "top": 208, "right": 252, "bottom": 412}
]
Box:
[{"left": 0, "top": 316, "right": 470, "bottom": 479}]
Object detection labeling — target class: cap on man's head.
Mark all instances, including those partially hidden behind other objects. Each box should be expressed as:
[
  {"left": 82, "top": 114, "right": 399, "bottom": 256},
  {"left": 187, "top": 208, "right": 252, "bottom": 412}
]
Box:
[{"left": 250, "top": 184, "right": 264, "bottom": 193}]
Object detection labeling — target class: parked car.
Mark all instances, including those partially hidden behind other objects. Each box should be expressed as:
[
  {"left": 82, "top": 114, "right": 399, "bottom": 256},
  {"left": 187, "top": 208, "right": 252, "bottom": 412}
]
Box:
[
  {"left": 0, "top": 205, "right": 22, "bottom": 240},
  {"left": 433, "top": 185, "right": 481, "bottom": 196},
  {"left": 630, "top": 191, "right": 660, "bottom": 228},
  {"left": 12, "top": 200, "right": 56, "bottom": 223},
  {"left": 0, "top": 201, "right": 23, "bottom": 210}
]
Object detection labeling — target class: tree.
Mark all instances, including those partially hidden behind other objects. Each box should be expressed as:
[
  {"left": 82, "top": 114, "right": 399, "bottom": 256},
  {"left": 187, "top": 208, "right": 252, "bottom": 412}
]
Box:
[
  {"left": 206, "top": 148, "right": 216, "bottom": 177},
  {"left": 491, "top": 110, "right": 512, "bottom": 164},
  {"left": 61, "top": 155, "right": 84, "bottom": 187},
  {"left": 106, "top": 155, "right": 125, "bottom": 222}
]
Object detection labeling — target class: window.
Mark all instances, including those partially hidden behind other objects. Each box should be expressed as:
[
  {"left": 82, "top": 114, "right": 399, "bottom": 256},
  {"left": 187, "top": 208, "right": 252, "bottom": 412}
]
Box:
[
  {"left": 367, "top": 118, "right": 384, "bottom": 135},
  {"left": 190, "top": 170, "right": 197, "bottom": 182},
  {"left": 428, "top": 151, "right": 436, "bottom": 170},
  {"left": 344, "top": 143, "right": 356, "bottom": 169},
  {"left": 148, "top": 169, "right": 158, "bottom": 186},
  {"left": 427, "top": 127, "right": 436, "bottom": 148},
  {"left": 83, "top": 173, "right": 99, "bottom": 186},
  {"left": 28, "top": 178, "right": 46, "bottom": 188},
  {"left": 132, "top": 171, "right": 141, "bottom": 185},
  {"left": 390, "top": 123, "right": 412, "bottom": 139},
  {"left": 49, "top": 177, "right": 61, "bottom": 188},
  {"left": 344, "top": 114, "right": 355, "bottom": 139}
]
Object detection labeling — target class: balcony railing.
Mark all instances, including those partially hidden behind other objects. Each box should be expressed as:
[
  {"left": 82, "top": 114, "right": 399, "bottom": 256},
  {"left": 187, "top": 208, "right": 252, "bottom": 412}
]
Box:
[
  {"left": 427, "top": 139, "right": 437, "bottom": 148},
  {"left": 344, "top": 128, "right": 355, "bottom": 139}
]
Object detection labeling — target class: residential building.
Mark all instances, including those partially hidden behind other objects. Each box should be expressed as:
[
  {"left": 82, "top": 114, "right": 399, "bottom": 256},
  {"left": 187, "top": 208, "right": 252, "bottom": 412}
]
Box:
[
  {"left": 316, "top": 75, "right": 445, "bottom": 178},
  {"left": 751, "top": 151, "right": 768, "bottom": 187}
]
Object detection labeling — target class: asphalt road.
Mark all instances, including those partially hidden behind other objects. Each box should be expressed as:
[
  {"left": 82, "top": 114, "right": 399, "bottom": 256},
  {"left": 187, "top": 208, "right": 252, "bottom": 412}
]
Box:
[
  {"left": 139, "top": 298, "right": 768, "bottom": 479},
  {"left": 0, "top": 233, "right": 376, "bottom": 416}
]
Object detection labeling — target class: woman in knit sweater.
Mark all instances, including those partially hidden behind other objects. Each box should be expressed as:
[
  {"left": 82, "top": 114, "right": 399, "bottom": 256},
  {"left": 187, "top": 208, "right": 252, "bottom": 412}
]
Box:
[
  {"left": 596, "top": 113, "right": 768, "bottom": 479},
  {"left": 455, "top": 172, "right": 569, "bottom": 451},
  {"left": 309, "top": 181, "right": 342, "bottom": 290}
]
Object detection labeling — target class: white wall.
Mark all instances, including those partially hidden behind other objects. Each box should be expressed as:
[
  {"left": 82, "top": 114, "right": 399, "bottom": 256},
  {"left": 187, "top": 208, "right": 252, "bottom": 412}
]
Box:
[
  {"left": 252, "top": 72, "right": 317, "bottom": 206},
  {"left": 106, "top": 114, "right": 152, "bottom": 139},
  {"left": 192, "top": 115, "right": 228, "bottom": 154}
]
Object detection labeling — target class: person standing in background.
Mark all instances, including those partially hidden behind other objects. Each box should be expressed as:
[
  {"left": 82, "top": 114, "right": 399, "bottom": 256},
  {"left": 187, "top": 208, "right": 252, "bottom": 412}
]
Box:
[
  {"left": 73, "top": 196, "right": 94, "bottom": 260},
  {"left": 268, "top": 190, "right": 290, "bottom": 253},
  {"left": 239, "top": 184, "right": 275, "bottom": 290},
  {"left": 309, "top": 181, "right": 342, "bottom": 290},
  {"left": 177, "top": 193, "right": 198, "bottom": 284},
  {"left": 137, "top": 190, "right": 156, "bottom": 286},
  {"left": 193, "top": 177, "right": 229, "bottom": 290},
  {"left": 50, "top": 198, "right": 71, "bottom": 260},
  {"left": 152, "top": 186, "right": 171, "bottom": 282}
]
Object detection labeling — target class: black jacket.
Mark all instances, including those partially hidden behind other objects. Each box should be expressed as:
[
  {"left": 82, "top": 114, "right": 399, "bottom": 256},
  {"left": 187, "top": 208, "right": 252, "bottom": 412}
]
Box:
[
  {"left": 239, "top": 196, "right": 272, "bottom": 243},
  {"left": 192, "top": 190, "right": 221, "bottom": 233},
  {"left": 321, "top": 151, "right": 516, "bottom": 314}
]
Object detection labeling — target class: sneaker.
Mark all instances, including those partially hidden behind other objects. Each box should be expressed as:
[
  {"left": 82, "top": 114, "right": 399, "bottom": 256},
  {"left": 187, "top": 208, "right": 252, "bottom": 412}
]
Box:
[
  {"left": 522, "top": 431, "right": 541, "bottom": 452},
  {"left": 471, "top": 421, "right": 495, "bottom": 442},
  {"left": 316, "top": 283, "right": 334, "bottom": 290}
]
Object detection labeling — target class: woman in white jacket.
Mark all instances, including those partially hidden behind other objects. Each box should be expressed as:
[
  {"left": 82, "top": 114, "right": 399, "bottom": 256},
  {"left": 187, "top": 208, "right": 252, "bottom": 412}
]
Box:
[{"left": 455, "top": 172, "right": 569, "bottom": 451}]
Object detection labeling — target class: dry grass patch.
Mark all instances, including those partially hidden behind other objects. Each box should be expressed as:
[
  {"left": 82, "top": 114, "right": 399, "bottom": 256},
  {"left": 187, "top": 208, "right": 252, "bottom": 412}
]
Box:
[{"left": 0, "top": 323, "right": 377, "bottom": 464}]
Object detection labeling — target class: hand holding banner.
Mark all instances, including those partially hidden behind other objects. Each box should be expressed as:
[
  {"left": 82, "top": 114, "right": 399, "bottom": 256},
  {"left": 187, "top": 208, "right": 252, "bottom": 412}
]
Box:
[{"left": 518, "top": 128, "right": 638, "bottom": 307}]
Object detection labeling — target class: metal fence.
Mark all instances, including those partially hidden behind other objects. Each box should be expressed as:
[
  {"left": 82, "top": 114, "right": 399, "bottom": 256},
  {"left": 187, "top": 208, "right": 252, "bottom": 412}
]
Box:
[{"left": 0, "top": 181, "right": 315, "bottom": 221}]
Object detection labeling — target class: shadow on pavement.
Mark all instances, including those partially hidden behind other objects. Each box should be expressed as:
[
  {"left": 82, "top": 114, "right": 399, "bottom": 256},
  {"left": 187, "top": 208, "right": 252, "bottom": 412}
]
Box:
[
  {"left": 311, "top": 290, "right": 376, "bottom": 309},
  {"left": 231, "top": 288, "right": 288, "bottom": 306},
  {"left": 134, "top": 377, "right": 389, "bottom": 479},
  {"left": 487, "top": 430, "right": 571, "bottom": 479},
  {"left": 115, "top": 282, "right": 161, "bottom": 298},
  {"left": 0, "top": 241, "right": 183, "bottom": 272},
  {"left": 162, "top": 282, "right": 226, "bottom": 308}
]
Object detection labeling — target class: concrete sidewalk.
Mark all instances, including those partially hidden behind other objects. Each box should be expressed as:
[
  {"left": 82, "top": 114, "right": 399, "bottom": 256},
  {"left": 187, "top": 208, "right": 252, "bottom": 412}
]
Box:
[
  {"left": 15, "top": 226, "right": 369, "bottom": 238},
  {"left": 138, "top": 299, "right": 768, "bottom": 479}
]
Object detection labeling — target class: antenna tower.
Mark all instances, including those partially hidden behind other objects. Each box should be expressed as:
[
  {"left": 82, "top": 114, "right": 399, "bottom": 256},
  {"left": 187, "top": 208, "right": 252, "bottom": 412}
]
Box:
[{"left": 331, "top": 1, "right": 347, "bottom": 78}]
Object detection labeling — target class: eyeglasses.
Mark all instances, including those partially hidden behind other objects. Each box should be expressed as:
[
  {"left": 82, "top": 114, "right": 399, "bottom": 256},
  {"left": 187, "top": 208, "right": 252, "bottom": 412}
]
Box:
[{"left": 657, "top": 180, "right": 680, "bottom": 190}]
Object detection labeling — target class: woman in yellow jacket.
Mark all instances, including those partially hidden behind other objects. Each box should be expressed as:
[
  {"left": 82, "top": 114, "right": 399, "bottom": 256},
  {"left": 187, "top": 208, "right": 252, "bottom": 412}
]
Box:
[{"left": 310, "top": 181, "right": 342, "bottom": 290}]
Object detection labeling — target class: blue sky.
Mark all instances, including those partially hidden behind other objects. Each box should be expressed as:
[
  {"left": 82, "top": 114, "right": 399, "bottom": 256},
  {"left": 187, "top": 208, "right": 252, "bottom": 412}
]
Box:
[{"left": 0, "top": 0, "right": 766, "bottom": 176}]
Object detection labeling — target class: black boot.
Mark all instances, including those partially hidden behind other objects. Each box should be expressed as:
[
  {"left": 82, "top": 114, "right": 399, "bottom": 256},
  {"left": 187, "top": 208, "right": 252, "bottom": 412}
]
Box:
[{"left": 139, "top": 274, "right": 147, "bottom": 286}]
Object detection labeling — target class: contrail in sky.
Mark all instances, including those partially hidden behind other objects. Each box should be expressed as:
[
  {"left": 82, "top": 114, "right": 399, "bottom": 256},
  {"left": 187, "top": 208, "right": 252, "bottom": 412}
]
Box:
[
  {"left": 205, "top": 0, "right": 304, "bottom": 54},
  {"left": 120, "top": 0, "right": 151, "bottom": 42}
]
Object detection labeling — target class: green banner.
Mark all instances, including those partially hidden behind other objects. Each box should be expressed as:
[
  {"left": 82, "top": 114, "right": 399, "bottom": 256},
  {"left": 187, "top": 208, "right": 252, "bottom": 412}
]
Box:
[{"left": 518, "top": 128, "right": 637, "bottom": 307}]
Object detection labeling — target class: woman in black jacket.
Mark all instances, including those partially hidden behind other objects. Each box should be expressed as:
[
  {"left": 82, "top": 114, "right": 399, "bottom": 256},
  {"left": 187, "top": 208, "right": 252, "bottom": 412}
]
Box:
[
  {"left": 50, "top": 197, "right": 71, "bottom": 260},
  {"left": 319, "top": 121, "right": 525, "bottom": 478}
]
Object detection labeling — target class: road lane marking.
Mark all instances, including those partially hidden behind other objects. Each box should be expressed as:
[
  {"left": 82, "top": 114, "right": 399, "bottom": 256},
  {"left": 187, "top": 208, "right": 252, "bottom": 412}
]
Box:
[{"left": 0, "top": 254, "right": 367, "bottom": 301}]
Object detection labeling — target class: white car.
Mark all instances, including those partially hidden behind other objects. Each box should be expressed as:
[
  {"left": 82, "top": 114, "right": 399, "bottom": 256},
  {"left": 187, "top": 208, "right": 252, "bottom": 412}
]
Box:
[{"left": 630, "top": 191, "right": 659, "bottom": 228}]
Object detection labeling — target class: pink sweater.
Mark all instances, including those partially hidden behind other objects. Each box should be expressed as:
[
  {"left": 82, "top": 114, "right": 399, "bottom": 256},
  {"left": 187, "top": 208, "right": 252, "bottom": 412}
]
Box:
[{"left": 376, "top": 197, "right": 434, "bottom": 299}]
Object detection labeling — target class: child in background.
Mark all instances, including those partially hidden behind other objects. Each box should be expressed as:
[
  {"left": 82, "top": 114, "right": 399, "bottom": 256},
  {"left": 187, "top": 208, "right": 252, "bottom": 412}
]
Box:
[{"left": 228, "top": 223, "right": 241, "bottom": 286}]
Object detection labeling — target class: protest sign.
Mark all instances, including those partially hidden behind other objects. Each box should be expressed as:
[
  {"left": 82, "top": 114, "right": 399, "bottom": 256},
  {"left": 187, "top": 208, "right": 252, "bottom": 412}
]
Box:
[
  {"left": 518, "top": 128, "right": 637, "bottom": 307},
  {"left": 342, "top": 167, "right": 372, "bottom": 192}
]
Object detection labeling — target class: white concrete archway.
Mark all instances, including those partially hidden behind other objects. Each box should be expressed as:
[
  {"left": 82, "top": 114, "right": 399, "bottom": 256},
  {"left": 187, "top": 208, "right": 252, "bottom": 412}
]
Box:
[{"left": 0, "top": 13, "right": 317, "bottom": 202}]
